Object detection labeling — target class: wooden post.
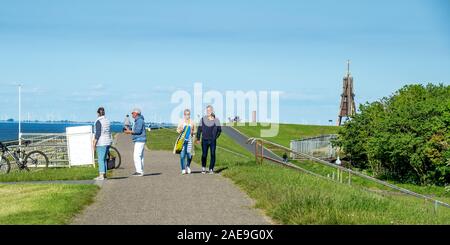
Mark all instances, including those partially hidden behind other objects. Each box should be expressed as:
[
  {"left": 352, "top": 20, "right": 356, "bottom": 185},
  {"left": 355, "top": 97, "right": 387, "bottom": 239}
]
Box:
[
  {"left": 255, "top": 140, "right": 258, "bottom": 163},
  {"left": 348, "top": 172, "right": 352, "bottom": 185},
  {"left": 260, "top": 141, "right": 264, "bottom": 164}
]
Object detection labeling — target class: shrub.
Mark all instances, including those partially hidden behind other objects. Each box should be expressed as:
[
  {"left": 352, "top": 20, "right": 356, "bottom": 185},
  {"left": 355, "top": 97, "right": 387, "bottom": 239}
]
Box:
[{"left": 335, "top": 84, "right": 450, "bottom": 185}]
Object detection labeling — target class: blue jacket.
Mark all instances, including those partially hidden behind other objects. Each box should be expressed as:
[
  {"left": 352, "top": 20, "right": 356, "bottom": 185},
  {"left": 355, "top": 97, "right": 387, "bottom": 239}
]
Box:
[{"left": 132, "top": 115, "right": 146, "bottom": 142}]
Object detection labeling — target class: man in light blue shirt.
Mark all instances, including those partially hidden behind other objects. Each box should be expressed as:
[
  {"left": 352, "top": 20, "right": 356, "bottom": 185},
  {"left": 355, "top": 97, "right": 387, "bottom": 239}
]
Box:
[{"left": 124, "top": 108, "right": 146, "bottom": 176}]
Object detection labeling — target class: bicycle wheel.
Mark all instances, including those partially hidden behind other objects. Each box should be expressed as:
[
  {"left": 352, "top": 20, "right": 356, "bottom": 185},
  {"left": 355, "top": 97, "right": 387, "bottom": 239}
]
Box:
[
  {"left": 108, "top": 146, "right": 122, "bottom": 169},
  {"left": 24, "top": 150, "right": 49, "bottom": 168},
  {"left": 0, "top": 156, "right": 11, "bottom": 174}
]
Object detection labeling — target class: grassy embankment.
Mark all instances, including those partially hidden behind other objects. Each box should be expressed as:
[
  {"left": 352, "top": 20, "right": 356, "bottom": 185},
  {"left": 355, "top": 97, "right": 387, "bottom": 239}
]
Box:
[
  {"left": 234, "top": 123, "right": 450, "bottom": 203},
  {"left": 0, "top": 145, "right": 107, "bottom": 224},
  {"left": 0, "top": 167, "right": 99, "bottom": 182},
  {"left": 147, "top": 126, "right": 450, "bottom": 224},
  {"left": 0, "top": 184, "right": 98, "bottom": 224}
]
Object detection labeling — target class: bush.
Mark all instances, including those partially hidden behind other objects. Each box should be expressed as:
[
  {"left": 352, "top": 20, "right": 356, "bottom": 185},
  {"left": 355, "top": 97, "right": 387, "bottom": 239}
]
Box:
[{"left": 336, "top": 84, "right": 450, "bottom": 185}]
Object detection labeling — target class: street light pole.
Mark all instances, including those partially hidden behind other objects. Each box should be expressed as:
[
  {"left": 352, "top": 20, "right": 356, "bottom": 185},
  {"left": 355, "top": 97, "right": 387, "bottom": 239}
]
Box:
[{"left": 18, "top": 84, "right": 22, "bottom": 146}]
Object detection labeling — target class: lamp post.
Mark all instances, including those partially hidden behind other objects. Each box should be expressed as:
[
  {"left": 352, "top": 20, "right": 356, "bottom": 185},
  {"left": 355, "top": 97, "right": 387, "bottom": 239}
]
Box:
[{"left": 18, "top": 84, "right": 22, "bottom": 146}]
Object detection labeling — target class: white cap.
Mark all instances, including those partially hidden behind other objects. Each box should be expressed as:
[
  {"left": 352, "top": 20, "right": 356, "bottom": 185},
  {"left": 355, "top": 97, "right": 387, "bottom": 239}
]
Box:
[{"left": 132, "top": 108, "right": 141, "bottom": 114}]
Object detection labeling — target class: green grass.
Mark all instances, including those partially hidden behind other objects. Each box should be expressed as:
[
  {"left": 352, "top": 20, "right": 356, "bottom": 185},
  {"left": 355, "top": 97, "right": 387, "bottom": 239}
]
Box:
[
  {"left": 224, "top": 162, "right": 450, "bottom": 224},
  {"left": 147, "top": 128, "right": 252, "bottom": 158},
  {"left": 292, "top": 160, "right": 450, "bottom": 203},
  {"left": 147, "top": 128, "right": 179, "bottom": 151},
  {"left": 0, "top": 184, "right": 98, "bottom": 224},
  {"left": 0, "top": 166, "right": 100, "bottom": 182},
  {"left": 234, "top": 123, "right": 338, "bottom": 147},
  {"left": 147, "top": 128, "right": 450, "bottom": 224}
]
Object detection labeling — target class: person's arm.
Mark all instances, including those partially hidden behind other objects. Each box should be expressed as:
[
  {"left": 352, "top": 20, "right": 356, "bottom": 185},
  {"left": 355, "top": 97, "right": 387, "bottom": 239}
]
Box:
[
  {"left": 93, "top": 120, "right": 101, "bottom": 150},
  {"left": 191, "top": 122, "right": 196, "bottom": 136},
  {"left": 216, "top": 119, "right": 222, "bottom": 139},
  {"left": 196, "top": 118, "right": 202, "bottom": 141},
  {"left": 177, "top": 120, "right": 184, "bottom": 133}
]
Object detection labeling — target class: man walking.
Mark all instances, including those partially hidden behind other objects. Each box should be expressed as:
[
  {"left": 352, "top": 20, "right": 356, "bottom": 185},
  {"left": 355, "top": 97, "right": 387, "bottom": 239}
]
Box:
[
  {"left": 196, "top": 105, "right": 221, "bottom": 174},
  {"left": 123, "top": 114, "right": 131, "bottom": 131},
  {"left": 124, "top": 108, "right": 146, "bottom": 176}
]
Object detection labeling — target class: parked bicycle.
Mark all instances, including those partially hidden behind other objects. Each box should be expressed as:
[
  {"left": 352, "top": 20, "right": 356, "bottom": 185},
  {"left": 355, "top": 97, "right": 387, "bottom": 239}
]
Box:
[{"left": 0, "top": 140, "right": 49, "bottom": 174}]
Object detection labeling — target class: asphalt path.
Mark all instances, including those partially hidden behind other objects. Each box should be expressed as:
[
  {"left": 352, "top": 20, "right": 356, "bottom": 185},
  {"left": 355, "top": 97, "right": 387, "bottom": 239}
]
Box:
[{"left": 72, "top": 134, "right": 271, "bottom": 225}]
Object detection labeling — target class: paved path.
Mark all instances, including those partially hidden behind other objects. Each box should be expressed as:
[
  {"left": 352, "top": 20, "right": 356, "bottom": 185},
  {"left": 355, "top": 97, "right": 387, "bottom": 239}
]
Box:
[{"left": 72, "top": 134, "right": 271, "bottom": 225}]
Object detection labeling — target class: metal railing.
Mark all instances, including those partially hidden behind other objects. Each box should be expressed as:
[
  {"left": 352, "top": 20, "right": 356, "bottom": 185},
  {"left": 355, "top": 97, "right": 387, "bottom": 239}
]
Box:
[
  {"left": 4, "top": 133, "right": 69, "bottom": 166},
  {"left": 248, "top": 137, "right": 450, "bottom": 210},
  {"left": 290, "top": 134, "right": 337, "bottom": 160}
]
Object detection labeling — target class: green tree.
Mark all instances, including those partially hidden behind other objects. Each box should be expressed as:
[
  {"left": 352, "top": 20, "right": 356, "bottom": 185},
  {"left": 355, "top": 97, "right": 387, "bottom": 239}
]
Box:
[{"left": 336, "top": 84, "right": 450, "bottom": 185}]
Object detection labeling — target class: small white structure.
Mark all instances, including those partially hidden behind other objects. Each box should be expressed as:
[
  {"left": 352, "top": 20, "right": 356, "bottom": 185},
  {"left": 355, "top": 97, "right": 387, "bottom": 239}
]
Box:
[{"left": 66, "top": 126, "right": 95, "bottom": 167}]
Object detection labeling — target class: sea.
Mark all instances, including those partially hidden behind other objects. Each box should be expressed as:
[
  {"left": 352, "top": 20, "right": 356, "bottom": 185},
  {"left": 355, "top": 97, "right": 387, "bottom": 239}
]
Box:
[{"left": 0, "top": 121, "right": 125, "bottom": 141}]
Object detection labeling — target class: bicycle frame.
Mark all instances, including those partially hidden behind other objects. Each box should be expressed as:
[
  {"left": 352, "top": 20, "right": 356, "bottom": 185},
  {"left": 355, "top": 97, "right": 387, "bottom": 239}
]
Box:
[{"left": 1, "top": 145, "right": 26, "bottom": 167}]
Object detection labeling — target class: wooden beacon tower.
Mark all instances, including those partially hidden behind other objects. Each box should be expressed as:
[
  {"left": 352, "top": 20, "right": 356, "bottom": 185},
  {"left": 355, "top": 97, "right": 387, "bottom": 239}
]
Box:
[{"left": 337, "top": 60, "right": 356, "bottom": 126}]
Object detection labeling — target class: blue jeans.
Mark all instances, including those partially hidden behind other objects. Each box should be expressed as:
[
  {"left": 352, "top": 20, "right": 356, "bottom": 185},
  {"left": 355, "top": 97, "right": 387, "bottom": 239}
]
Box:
[
  {"left": 201, "top": 139, "right": 216, "bottom": 170},
  {"left": 96, "top": 145, "right": 110, "bottom": 174},
  {"left": 180, "top": 141, "right": 192, "bottom": 170}
]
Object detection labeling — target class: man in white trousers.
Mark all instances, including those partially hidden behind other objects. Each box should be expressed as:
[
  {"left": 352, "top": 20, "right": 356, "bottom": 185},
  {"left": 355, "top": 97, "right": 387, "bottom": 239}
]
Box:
[{"left": 124, "top": 108, "right": 146, "bottom": 176}]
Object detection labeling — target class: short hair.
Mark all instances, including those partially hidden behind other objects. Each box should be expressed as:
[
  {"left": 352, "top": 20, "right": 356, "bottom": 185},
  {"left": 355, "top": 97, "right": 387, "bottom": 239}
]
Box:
[
  {"left": 206, "top": 105, "right": 213, "bottom": 110},
  {"left": 184, "top": 109, "right": 191, "bottom": 114},
  {"left": 97, "top": 107, "right": 105, "bottom": 116}
]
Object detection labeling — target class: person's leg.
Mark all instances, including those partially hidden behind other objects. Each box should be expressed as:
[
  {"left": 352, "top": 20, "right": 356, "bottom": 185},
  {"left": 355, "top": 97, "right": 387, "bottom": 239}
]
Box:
[
  {"left": 186, "top": 150, "right": 192, "bottom": 168},
  {"left": 133, "top": 142, "right": 145, "bottom": 174},
  {"left": 139, "top": 142, "right": 145, "bottom": 174},
  {"left": 209, "top": 140, "right": 216, "bottom": 171},
  {"left": 180, "top": 141, "right": 187, "bottom": 171},
  {"left": 201, "top": 139, "right": 209, "bottom": 168},
  {"left": 103, "top": 145, "right": 111, "bottom": 175},
  {"left": 96, "top": 146, "right": 107, "bottom": 178}
]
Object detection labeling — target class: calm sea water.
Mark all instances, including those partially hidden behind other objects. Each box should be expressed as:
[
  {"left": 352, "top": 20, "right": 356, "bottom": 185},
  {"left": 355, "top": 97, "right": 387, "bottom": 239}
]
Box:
[{"left": 0, "top": 122, "right": 125, "bottom": 141}]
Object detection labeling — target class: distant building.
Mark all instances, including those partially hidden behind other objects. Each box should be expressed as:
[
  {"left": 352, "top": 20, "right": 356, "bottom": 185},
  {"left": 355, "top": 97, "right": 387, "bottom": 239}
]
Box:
[{"left": 252, "top": 111, "right": 257, "bottom": 123}]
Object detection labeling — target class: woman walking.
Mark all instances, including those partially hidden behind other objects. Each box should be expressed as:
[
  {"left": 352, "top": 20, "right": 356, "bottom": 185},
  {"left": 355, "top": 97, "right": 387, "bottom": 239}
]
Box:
[
  {"left": 174, "top": 109, "right": 195, "bottom": 175},
  {"left": 93, "top": 107, "right": 112, "bottom": 180}
]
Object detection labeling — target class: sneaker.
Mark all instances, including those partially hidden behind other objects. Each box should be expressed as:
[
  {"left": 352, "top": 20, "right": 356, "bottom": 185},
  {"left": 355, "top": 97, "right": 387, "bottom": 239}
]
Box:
[
  {"left": 186, "top": 167, "right": 191, "bottom": 174},
  {"left": 181, "top": 169, "right": 186, "bottom": 175},
  {"left": 132, "top": 172, "right": 144, "bottom": 177},
  {"left": 202, "top": 167, "right": 206, "bottom": 174},
  {"left": 94, "top": 176, "right": 105, "bottom": 181},
  {"left": 209, "top": 169, "right": 214, "bottom": 174}
]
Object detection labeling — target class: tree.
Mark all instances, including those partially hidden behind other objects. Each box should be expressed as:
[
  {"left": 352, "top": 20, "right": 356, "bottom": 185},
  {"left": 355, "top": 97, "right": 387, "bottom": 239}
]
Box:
[{"left": 335, "top": 84, "right": 450, "bottom": 185}]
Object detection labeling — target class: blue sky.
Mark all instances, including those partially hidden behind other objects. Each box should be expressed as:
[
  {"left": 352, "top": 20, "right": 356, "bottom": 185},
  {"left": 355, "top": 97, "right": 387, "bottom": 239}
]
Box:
[{"left": 0, "top": 0, "right": 448, "bottom": 124}]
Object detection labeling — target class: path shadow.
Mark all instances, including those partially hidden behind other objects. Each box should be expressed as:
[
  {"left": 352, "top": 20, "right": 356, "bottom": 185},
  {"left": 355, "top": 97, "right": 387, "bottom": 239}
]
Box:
[
  {"left": 215, "top": 167, "right": 228, "bottom": 174},
  {"left": 190, "top": 170, "right": 204, "bottom": 174},
  {"left": 108, "top": 176, "right": 129, "bottom": 180},
  {"left": 189, "top": 167, "right": 228, "bottom": 174},
  {"left": 144, "top": 173, "right": 162, "bottom": 177}
]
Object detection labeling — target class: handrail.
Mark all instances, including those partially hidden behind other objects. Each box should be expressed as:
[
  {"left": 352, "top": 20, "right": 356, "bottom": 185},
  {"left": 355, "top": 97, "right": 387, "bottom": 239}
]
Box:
[{"left": 247, "top": 137, "right": 450, "bottom": 209}]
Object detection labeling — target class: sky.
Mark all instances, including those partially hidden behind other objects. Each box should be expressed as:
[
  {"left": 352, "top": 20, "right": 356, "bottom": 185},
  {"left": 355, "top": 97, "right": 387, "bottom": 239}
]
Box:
[{"left": 0, "top": 0, "right": 449, "bottom": 124}]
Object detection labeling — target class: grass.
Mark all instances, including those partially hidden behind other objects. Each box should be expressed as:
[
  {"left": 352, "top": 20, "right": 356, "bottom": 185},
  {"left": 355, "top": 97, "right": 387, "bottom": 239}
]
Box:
[
  {"left": 147, "top": 127, "right": 253, "bottom": 158},
  {"left": 234, "top": 123, "right": 338, "bottom": 147},
  {"left": 147, "top": 128, "right": 450, "bottom": 224},
  {"left": 224, "top": 162, "right": 450, "bottom": 224},
  {"left": 292, "top": 160, "right": 450, "bottom": 203},
  {"left": 0, "top": 166, "right": 101, "bottom": 182},
  {"left": 147, "top": 128, "right": 179, "bottom": 151},
  {"left": 0, "top": 184, "right": 98, "bottom": 224}
]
